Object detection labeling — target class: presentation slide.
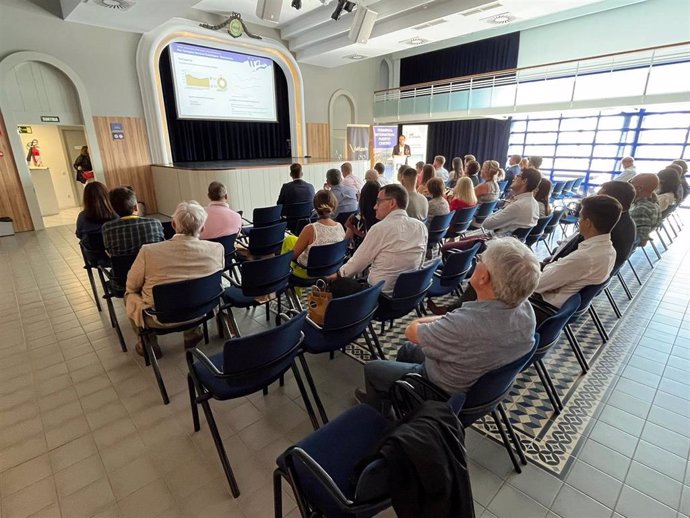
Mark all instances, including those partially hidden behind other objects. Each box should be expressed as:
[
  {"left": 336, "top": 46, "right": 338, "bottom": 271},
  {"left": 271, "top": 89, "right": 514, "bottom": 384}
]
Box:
[{"left": 169, "top": 42, "right": 277, "bottom": 122}]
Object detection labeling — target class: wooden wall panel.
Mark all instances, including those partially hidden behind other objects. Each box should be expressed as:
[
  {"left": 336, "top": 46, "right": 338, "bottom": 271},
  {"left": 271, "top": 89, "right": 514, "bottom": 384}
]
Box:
[
  {"left": 0, "top": 111, "right": 33, "bottom": 232},
  {"left": 93, "top": 116, "right": 158, "bottom": 214},
  {"left": 306, "top": 123, "right": 330, "bottom": 159}
]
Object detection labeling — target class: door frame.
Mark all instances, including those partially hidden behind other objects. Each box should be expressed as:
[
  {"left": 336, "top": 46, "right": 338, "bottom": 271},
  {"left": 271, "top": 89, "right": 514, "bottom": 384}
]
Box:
[{"left": 59, "top": 126, "right": 88, "bottom": 208}]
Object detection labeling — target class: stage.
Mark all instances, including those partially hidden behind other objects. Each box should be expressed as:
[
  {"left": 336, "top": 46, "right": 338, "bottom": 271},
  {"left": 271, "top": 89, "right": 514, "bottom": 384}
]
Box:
[{"left": 152, "top": 158, "right": 370, "bottom": 216}]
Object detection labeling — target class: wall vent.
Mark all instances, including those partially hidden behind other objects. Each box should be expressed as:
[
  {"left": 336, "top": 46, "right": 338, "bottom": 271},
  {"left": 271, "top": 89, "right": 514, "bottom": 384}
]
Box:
[
  {"left": 461, "top": 1, "right": 502, "bottom": 17},
  {"left": 90, "top": 0, "right": 136, "bottom": 11},
  {"left": 412, "top": 18, "right": 448, "bottom": 30}
]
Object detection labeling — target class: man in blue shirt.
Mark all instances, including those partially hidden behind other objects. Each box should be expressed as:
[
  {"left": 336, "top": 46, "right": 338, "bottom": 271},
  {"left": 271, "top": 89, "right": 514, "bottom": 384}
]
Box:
[{"left": 325, "top": 168, "right": 358, "bottom": 217}]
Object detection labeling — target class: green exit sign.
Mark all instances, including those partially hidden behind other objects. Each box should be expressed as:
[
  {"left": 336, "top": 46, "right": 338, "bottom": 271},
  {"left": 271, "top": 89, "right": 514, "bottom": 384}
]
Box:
[
  {"left": 41, "top": 116, "right": 60, "bottom": 123},
  {"left": 18, "top": 126, "right": 32, "bottom": 134}
]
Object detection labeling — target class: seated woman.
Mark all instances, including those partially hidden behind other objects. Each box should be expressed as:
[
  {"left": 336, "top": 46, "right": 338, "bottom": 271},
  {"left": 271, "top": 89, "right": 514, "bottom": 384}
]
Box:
[
  {"left": 75, "top": 181, "right": 117, "bottom": 245},
  {"left": 427, "top": 178, "right": 450, "bottom": 223},
  {"left": 464, "top": 160, "right": 480, "bottom": 187},
  {"left": 534, "top": 178, "right": 553, "bottom": 217},
  {"left": 657, "top": 167, "right": 681, "bottom": 211},
  {"left": 448, "top": 157, "right": 464, "bottom": 189},
  {"left": 282, "top": 190, "right": 345, "bottom": 277},
  {"left": 474, "top": 160, "right": 501, "bottom": 203},
  {"left": 417, "top": 164, "right": 435, "bottom": 197},
  {"left": 448, "top": 177, "right": 478, "bottom": 211}
]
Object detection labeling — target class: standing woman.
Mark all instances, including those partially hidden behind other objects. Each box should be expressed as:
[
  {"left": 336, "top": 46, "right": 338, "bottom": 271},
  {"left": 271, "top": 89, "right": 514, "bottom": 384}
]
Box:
[
  {"left": 74, "top": 146, "right": 94, "bottom": 184},
  {"left": 474, "top": 160, "right": 501, "bottom": 202},
  {"left": 75, "top": 181, "right": 117, "bottom": 241},
  {"left": 534, "top": 178, "right": 553, "bottom": 217},
  {"left": 448, "top": 157, "right": 464, "bottom": 189}
]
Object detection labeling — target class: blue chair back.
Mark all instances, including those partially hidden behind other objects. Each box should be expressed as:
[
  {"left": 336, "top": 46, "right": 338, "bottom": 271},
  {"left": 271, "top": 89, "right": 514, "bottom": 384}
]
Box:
[
  {"left": 447, "top": 205, "right": 478, "bottom": 237},
  {"left": 375, "top": 260, "right": 440, "bottom": 321},
  {"left": 542, "top": 208, "right": 565, "bottom": 238},
  {"left": 497, "top": 180, "right": 508, "bottom": 194},
  {"left": 335, "top": 210, "right": 357, "bottom": 227},
  {"left": 282, "top": 202, "right": 314, "bottom": 233},
  {"left": 207, "top": 234, "right": 237, "bottom": 269},
  {"left": 571, "top": 177, "right": 584, "bottom": 191},
  {"left": 512, "top": 226, "right": 533, "bottom": 243},
  {"left": 252, "top": 205, "right": 283, "bottom": 228},
  {"left": 562, "top": 179, "right": 575, "bottom": 194},
  {"left": 474, "top": 201, "right": 498, "bottom": 224},
  {"left": 220, "top": 311, "right": 307, "bottom": 391},
  {"left": 80, "top": 231, "right": 108, "bottom": 267},
  {"left": 438, "top": 243, "right": 481, "bottom": 288},
  {"left": 459, "top": 335, "right": 539, "bottom": 426},
  {"left": 534, "top": 294, "right": 581, "bottom": 357},
  {"left": 427, "top": 211, "right": 455, "bottom": 247},
  {"left": 247, "top": 221, "right": 287, "bottom": 256},
  {"left": 240, "top": 251, "right": 293, "bottom": 298},
  {"left": 570, "top": 280, "right": 608, "bottom": 320},
  {"left": 161, "top": 221, "right": 175, "bottom": 240},
  {"left": 525, "top": 214, "right": 553, "bottom": 247},
  {"left": 108, "top": 253, "right": 138, "bottom": 295},
  {"left": 304, "top": 239, "right": 349, "bottom": 278},
  {"left": 151, "top": 271, "right": 223, "bottom": 324},
  {"left": 550, "top": 181, "right": 566, "bottom": 200}
]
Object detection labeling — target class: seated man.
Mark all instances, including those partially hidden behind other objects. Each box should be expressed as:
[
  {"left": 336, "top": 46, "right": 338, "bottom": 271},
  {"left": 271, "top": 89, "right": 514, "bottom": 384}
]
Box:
[
  {"left": 482, "top": 167, "right": 541, "bottom": 234},
  {"left": 325, "top": 168, "right": 358, "bottom": 217},
  {"left": 357, "top": 238, "right": 540, "bottom": 408},
  {"left": 433, "top": 155, "right": 449, "bottom": 183},
  {"left": 616, "top": 156, "right": 637, "bottom": 183},
  {"left": 330, "top": 184, "right": 427, "bottom": 295},
  {"left": 535, "top": 195, "right": 621, "bottom": 309},
  {"left": 125, "top": 201, "right": 224, "bottom": 357},
  {"left": 276, "top": 162, "right": 315, "bottom": 206},
  {"left": 401, "top": 166, "right": 429, "bottom": 221},
  {"left": 199, "top": 181, "right": 242, "bottom": 239},
  {"left": 374, "top": 162, "right": 388, "bottom": 186},
  {"left": 102, "top": 186, "right": 164, "bottom": 256},
  {"left": 629, "top": 174, "right": 662, "bottom": 246},
  {"left": 341, "top": 162, "right": 363, "bottom": 193}
]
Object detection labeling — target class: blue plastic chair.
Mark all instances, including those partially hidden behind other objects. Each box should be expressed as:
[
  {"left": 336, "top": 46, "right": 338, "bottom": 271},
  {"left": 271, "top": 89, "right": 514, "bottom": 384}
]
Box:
[
  {"left": 222, "top": 251, "right": 293, "bottom": 334},
  {"left": 274, "top": 404, "right": 391, "bottom": 518},
  {"left": 497, "top": 180, "right": 508, "bottom": 196},
  {"left": 240, "top": 221, "right": 287, "bottom": 257},
  {"left": 529, "top": 294, "right": 581, "bottom": 413},
  {"left": 288, "top": 239, "right": 350, "bottom": 299},
  {"left": 141, "top": 270, "right": 224, "bottom": 404},
  {"left": 372, "top": 259, "right": 442, "bottom": 337},
  {"left": 445, "top": 205, "right": 478, "bottom": 240},
  {"left": 97, "top": 253, "right": 138, "bottom": 353},
  {"left": 80, "top": 231, "right": 109, "bottom": 312},
  {"left": 550, "top": 181, "right": 566, "bottom": 202},
  {"left": 399, "top": 335, "right": 539, "bottom": 473},
  {"left": 473, "top": 201, "right": 498, "bottom": 225},
  {"left": 207, "top": 233, "right": 238, "bottom": 278},
  {"left": 537, "top": 208, "right": 565, "bottom": 253},
  {"left": 296, "top": 282, "right": 384, "bottom": 425},
  {"left": 242, "top": 204, "right": 284, "bottom": 235},
  {"left": 426, "top": 242, "right": 481, "bottom": 300},
  {"left": 186, "top": 311, "right": 318, "bottom": 497},
  {"left": 426, "top": 210, "right": 455, "bottom": 252},
  {"left": 524, "top": 214, "right": 553, "bottom": 248},
  {"left": 512, "top": 225, "right": 534, "bottom": 243},
  {"left": 282, "top": 202, "right": 314, "bottom": 235}
]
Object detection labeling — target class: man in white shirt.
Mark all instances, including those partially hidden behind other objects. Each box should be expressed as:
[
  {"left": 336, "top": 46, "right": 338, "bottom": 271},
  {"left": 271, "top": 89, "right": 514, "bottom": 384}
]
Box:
[
  {"left": 331, "top": 184, "right": 428, "bottom": 295},
  {"left": 615, "top": 156, "right": 637, "bottom": 183},
  {"left": 535, "top": 195, "right": 622, "bottom": 308},
  {"left": 374, "top": 162, "right": 389, "bottom": 186},
  {"left": 341, "top": 162, "right": 363, "bottom": 193},
  {"left": 483, "top": 167, "right": 541, "bottom": 234},
  {"left": 433, "top": 155, "right": 449, "bottom": 183},
  {"left": 401, "top": 166, "right": 428, "bottom": 221}
]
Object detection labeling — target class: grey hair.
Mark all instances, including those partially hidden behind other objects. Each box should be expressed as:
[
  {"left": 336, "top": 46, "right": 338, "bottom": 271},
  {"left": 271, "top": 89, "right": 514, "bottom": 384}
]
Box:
[
  {"left": 481, "top": 238, "right": 540, "bottom": 307},
  {"left": 326, "top": 168, "right": 342, "bottom": 186},
  {"left": 173, "top": 201, "right": 208, "bottom": 237},
  {"left": 364, "top": 169, "right": 379, "bottom": 182}
]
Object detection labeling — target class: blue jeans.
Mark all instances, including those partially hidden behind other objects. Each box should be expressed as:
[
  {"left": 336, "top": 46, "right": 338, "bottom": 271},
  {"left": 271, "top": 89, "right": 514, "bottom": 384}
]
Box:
[{"left": 364, "top": 342, "right": 427, "bottom": 410}]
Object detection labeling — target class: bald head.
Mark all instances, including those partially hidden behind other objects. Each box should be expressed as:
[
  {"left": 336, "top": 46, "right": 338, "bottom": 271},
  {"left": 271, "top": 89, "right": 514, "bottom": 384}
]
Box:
[
  {"left": 631, "top": 173, "right": 659, "bottom": 198},
  {"left": 621, "top": 156, "right": 634, "bottom": 169}
]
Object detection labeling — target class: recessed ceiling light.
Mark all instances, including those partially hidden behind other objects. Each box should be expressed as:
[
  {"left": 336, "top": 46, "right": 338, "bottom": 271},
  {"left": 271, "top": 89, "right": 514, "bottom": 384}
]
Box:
[
  {"left": 344, "top": 54, "right": 366, "bottom": 60},
  {"left": 400, "top": 36, "right": 429, "bottom": 46},
  {"left": 485, "top": 12, "right": 515, "bottom": 24}
]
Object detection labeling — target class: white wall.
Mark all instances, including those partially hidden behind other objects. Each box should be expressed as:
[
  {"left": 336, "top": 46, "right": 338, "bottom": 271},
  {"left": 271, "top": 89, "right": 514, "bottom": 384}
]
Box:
[
  {"left": 518, "top": 0, "right": 690, "bottom": 67},
  {"left": 0, "top": 0, "right": 144, "bottom": 117}
]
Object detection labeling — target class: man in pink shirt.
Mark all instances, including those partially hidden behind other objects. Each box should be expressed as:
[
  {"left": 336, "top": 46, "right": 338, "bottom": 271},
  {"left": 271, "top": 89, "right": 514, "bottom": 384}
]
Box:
[
  {"left": 199, "top": 181, "right": 243, "bottom": 239},
  {"left": 341, "top": 162, "right": 363, "bottom": 193}
]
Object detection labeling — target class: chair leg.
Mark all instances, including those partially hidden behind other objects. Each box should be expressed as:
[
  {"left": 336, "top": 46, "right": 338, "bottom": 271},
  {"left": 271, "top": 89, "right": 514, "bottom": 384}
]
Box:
[
  {"left": 86, "top": 267, "right": 102, "bottom": 312},
  {"left": 361, "top": 329, "right": 379, "bottom": 360},
  {"left": 297, "top": 354, "right": 328, "bottom": 426},
  {"left": 604, "top": 288, "right": 622, "bottom": 319},
  {"left": 617, "top": 272, "right": 633, "bottom": 300},
  {"left": 498, "top": 403, "right": 526, "bottom": 465},
  {"left": 273, "top": 470, "right": 283, "bottom": 518},
  {"left": 143, "top": 333, "right": 169, "bottom": 405},
  {"left": 291, "top": 360, "right": 320, "bottom": 431},
  {"left": 538, "top": 359, "right": 563, "bottom": 411},
  {"left": 367, "top": 324, "right": 387, "bottom": 360},
  {"left": 534, "top": 361, "right": 561, "bottom": 414},
  {"left": 202, "top": 320, "right": 209, "bottom": 344},
  {"left": 491, "top": 408, "right": 521, "bottom": 473},
  {"left": 105, "top": 296, "right": 127, "bottom": 352},
  {"left": 655, "top": 230, "right": 668, "bottom": 251},
  {"left": 641, "top": 246, "right": 655, "bottom": 268},
  {"left": 187, "top": 374, "right": 200, "bottom": 432},
  {"left": 564, "top": 324, "right": 589, "bottom": 374},
  {"left": 627, "top": 259, "right": 642, "bottom": 285},
  {"left": 649, "top": 240, "right": 661, "bottom": 260},
  {"left": 200, "top": 400, "right": 241, "bottom": 497},
  {"left": 225, "top": 308, "right": 241, "bottom": 337},
  {"left": 589, "top": 306, "right": 609, "bottom": 342},
  {"left": 275, "top": 294, "right": 282, "bottom": 327}
]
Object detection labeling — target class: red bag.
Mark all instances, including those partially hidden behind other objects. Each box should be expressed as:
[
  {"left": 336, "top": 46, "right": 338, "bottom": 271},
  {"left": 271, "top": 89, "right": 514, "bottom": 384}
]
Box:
[{"left": 82, "top": 170, "right": 95, "bottom": 181}]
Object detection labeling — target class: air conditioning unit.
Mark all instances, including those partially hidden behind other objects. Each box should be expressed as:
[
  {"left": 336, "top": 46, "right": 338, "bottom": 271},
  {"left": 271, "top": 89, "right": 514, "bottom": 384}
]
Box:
[
  {"left": 256, "top": 0, "right": 283, "bottom": 23},
  {"left": 348, "top": 6, "right": 378, "bottom": 44},
  {"left": 90, "top": 0, "right": 136, "bottom": 11}
]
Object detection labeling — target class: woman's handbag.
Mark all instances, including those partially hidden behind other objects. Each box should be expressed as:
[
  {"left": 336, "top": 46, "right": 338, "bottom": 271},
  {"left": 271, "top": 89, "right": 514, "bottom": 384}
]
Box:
[
  {"left": 81, "top": 170, "right": 95, "bottom": 181},
  {"left": 306, "top": 279, "right": 332, "bottom": 326}
]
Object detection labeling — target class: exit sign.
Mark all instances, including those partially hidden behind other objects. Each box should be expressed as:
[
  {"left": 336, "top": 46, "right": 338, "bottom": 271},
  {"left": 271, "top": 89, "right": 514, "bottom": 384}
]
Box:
[
  {"left": 18, "top": 126, "right": 32, "bottom": 134},
  {"left": 41, "top": 116, "right": 60, "bottom": 123}
]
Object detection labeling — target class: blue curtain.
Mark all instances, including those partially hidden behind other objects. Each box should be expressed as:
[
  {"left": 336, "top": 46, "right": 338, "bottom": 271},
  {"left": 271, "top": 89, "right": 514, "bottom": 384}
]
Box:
[
  {"left": 159, "top": 46, "right": 292, "bottom": 163},
  {"left": 399, "top": 32, "right": 520, "bottom": 86},
  {"left": 423, "top": 118, "right": 512, "bottom": 165}
]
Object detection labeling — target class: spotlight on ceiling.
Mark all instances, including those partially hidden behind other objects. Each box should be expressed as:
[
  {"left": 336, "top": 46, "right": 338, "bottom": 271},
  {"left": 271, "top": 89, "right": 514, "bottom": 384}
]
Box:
[
  {"left": 291, "top": 0, "right": 301, "bottom": 9},
  {"left": 331, "top": 0, "right": 355, "bottom": 21}
]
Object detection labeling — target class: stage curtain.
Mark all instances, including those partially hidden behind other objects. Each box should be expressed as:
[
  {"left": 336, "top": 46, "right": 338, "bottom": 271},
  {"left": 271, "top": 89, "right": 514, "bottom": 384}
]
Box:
[
  {"left": 424, "top": 118, "right": 512, "bottom": 166},
  {"left": 159, "top": 46, "right": 292, "bottom": 163},
  {"left": 399, "top": 32, "right": 520, "bottom": 86}
]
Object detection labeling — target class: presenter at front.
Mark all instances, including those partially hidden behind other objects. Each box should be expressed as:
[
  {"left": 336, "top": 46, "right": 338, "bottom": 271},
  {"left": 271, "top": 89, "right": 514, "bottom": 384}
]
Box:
[{"left": 392, "top": 135, "right": 411, "bottom": 162}]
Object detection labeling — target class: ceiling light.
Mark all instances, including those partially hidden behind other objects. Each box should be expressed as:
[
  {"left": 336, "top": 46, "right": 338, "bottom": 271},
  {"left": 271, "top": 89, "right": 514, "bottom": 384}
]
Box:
[
  {"left": 400, "top": 36, "right": 429, "bottom": 46},
  {"left": 344, "top": 54, "right": 366, "bottom": 60},
  {"left": 485, "top": 12, "right": 515, "bottom": 24}
]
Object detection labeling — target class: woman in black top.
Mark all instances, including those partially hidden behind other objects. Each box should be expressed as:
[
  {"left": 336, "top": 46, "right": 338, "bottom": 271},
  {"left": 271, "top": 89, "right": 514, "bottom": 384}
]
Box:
[
  {"left": 75, "top": 181, "right": 117, "bottom": 242},
  {"left": 74, "top": 146, "right": 93, "bottom": 183}
]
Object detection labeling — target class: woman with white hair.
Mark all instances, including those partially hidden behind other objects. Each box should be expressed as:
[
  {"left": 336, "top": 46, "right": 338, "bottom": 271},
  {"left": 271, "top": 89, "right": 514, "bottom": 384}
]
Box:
[{"left": 125, "top": 201, "right": 225, "bottom": 358}]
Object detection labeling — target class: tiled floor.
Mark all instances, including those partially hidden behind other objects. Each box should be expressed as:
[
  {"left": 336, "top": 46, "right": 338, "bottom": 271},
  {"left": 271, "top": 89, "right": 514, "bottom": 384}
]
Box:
[
  {"left": 0, "top": 215, "right": 688, "bottom": 518},
  {"left": 42, "top": 207, "right": 82, "bottom": 229}
]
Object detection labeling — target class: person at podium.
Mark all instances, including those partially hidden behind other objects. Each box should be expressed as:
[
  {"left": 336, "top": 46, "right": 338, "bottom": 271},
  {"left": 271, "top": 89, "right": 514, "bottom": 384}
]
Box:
[{"left": 392, "top": 134, "right": 411, "bottom": 165}]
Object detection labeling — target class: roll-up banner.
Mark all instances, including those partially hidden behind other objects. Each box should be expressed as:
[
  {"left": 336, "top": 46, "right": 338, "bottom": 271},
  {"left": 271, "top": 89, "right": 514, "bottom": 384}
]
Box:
[
  {"left": 346, "top": 124, "right": 370, "bottom": 161},
  {"left": 372, "top": 125, "right": 398, "bottom": 180},
  {"left": 401, "top": 124, "right": 429, "bottom": 166}
]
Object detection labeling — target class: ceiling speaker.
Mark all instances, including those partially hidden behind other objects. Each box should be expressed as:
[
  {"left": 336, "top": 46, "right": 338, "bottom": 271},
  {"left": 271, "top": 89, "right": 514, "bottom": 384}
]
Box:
[
  {"left": 256, "top": 0, "right": 283, "bottom": 23},
  {"left": 348, "top": 6, "right": 378, "bottom": 44}
]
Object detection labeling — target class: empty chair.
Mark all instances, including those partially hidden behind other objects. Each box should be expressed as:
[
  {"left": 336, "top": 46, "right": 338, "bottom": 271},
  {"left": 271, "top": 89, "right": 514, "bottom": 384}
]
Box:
[
  {"left": 274, "top": 404, "right": 391, "bottom": 518},
  {"left": 222, "top": 251, "right": 293, "bottom": 334},
  {"left": 187, "top": 311, "right": 318, "bottom": 497},
  {"left": 473, "top": 201, "right": 498, "bottom": 225},
  {"left": 560, "top": 179, "right": 576, "bottom": 200},
  {"left": 207, "top": 233, "right": 238, "bottom": 272},
  {"left": 524, "top": 214, "right": 554, "bottom": 248},
  {"left": 426, "top": 243, "right": 481, "bottom": 300},
  {"left": 426, "top": 210, "right": 455, "bottom": 253},
  {"left": 282, "top": 201, "right": 314, "bottom": 234},
  {"left": 79, "top": 231, "right": 109, "bottom": 312},
  {"left": 550, "top": 181, "right": 566, "bottom": 202},
  {"left": 239, "top": 221, "right": 287, "bottom": 258},
  {"left": 242, "top": 204, "right": 284, "bottom": 235},
  {"left": 98, "top": 253, "right": 138, "bottom": 352},
  {"left": 445, "top": 205, "right": 478, "bottom": 240},
  {"left": 140, "top": 271, "right": 224, "bottom": 404}
]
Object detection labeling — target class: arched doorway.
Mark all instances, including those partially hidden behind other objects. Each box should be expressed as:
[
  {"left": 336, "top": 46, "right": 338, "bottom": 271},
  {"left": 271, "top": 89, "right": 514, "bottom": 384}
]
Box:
[{"left": 328, "top": 90, "right": 357, "bottom": 160}]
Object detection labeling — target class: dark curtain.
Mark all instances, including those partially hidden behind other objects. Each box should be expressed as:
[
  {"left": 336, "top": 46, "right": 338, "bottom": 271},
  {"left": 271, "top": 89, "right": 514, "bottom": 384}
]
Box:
[
  {"left": 159, "top": 46, "right": 291, "bottom": 163},
  {"left": 400, "top": 32, "right": 520, "bottom": 86},
  {"left": 423, "top": 118, "right": 512, "bottom": 165}
]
